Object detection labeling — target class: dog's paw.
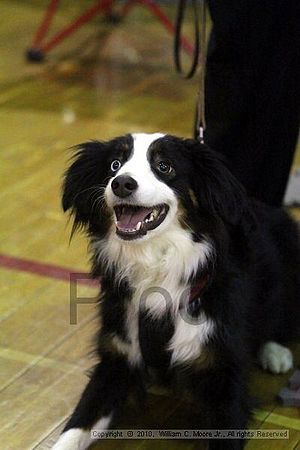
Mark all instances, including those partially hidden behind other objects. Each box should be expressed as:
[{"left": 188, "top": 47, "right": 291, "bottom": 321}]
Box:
[
  {"left": 258, "top": 341, "right": 293, "bottom": 374},
  {"left": 52, "top": 429, "right": 90, "bottom": 450}
]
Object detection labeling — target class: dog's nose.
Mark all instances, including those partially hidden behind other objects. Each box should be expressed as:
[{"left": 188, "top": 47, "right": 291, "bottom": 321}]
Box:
[{"left": 111, "top": 175, "right": 138, "bottom": 198}]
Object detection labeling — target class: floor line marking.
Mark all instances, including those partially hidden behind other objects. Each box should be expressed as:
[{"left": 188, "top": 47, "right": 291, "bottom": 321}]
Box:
[
  {"left": 0, "top": 311, "right": 96, "bottom": 394},
  {"left": 257, "top": 409, "right": 300, "bottom": 432},
  {"left": 0, "top": 347, "right": 85, "bottom": 374},
  {"left": 0, "top": 253, "right": 98, "bottom": 287}
]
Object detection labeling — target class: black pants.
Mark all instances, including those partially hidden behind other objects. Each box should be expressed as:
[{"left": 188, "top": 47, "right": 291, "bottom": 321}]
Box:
[{"left": 205, "top": 0, "right": 300, "bottom": 207}]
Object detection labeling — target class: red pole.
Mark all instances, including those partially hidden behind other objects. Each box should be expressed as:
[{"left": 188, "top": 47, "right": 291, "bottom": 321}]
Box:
[
  {"left": 28, "top": 0, "right": 194, "bottom": 59},
  {"left": 32, "top": 0, "right": 60, "bottom": 47},
  {"left": 120, "top": 0, "right": 193, "bottom": 55},
  {"left": 42, "top": 0, "right": 114, "bottom": 53}
]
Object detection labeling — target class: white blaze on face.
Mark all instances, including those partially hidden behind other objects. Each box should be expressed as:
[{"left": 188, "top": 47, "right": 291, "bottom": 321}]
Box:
[
  {"left": 106, "top": 133, "right": 176, "bottom": 208},
  {"left": 105, "top": 133, "right": 179, "bottom": 239}
]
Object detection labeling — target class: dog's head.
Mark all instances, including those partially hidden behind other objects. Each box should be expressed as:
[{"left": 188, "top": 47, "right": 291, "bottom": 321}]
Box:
[{"left": 62, "top": 133, "right": 248, "bottom": 243}]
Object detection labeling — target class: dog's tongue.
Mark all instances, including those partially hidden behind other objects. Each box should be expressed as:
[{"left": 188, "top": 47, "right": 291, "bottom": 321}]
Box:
[{"left": 117, "top": 207, "right": 153, "bottom": 230}]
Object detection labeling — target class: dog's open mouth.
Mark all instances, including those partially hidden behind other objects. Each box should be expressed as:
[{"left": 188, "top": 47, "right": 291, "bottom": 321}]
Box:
[{"left": 114, "top": 204, "right": 169, "bottom": 240}]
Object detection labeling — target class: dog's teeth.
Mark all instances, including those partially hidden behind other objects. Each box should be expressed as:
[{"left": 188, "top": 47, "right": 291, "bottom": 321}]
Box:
[
  {"left": 149, "top": 213, "right": 155, "bottom": 222},
  {"left": 136, "top": 221, "right": 142, "bottom": 231}
]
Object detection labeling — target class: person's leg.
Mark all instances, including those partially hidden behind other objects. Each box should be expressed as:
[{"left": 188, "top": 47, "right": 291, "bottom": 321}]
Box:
[{"left": 205, "top": 0, "right": 300, "bottom": 207}]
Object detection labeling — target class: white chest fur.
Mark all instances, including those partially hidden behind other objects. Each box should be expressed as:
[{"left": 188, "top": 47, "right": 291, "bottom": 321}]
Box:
[{"left": 94, "top": 223, "right": 214, "bottom": 366}]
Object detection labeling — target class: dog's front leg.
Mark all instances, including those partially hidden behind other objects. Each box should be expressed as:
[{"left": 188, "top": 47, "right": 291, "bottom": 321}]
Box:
[{"left": 52, "top": 353, "right": 135, "bottom": 450}]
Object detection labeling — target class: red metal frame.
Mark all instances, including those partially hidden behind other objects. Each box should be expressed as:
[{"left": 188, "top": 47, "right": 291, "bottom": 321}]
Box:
[
  {"left": 121, "top": 0, "right": 193, "bottom": 54},
  {"left": 27, "top": 0, "right": 193, "bottom": 60}
]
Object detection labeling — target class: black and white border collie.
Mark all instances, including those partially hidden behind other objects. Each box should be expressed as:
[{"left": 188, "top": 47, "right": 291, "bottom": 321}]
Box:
[{"left": 54, "top": 133, "right": 300, "bottom": 450}]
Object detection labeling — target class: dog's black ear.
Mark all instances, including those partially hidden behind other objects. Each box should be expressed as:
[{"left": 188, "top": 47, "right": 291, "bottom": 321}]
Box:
[
  {"left": 62, "top": 141, "right": 109, "bottom": 229},
  {"left": 62, "top": 134, "right": 133, "bottom": 235},
  {"left": 186, "top": 139, "right": 248, "bottom": 226}
]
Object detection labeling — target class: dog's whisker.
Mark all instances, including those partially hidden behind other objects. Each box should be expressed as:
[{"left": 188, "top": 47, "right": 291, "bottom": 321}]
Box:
[
  {"left": 92, "top": 194, "right": 106, "bottom": 213},
  {"left": 71, "top": 185, "right": 104, "bottom": 204},
  {"left": 90, "top": 190, "right": 105, "bottom": 213}
]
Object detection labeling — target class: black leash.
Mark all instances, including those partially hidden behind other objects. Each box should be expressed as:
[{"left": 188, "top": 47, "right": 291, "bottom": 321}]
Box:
[
  {"left": 174, "top": 0, "right": 200, "bottom": 79},
  {"left": 174, "top": 0, "right": 207, "bottom": 143}
]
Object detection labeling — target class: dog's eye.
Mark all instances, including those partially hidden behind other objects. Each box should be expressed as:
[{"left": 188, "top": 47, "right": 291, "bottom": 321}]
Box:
[
  {"left": 157, "top": 161, "right": 172, "bottom": 174},
  {"left": 111, "top": 160, "right": 122, "bottom": 172}
]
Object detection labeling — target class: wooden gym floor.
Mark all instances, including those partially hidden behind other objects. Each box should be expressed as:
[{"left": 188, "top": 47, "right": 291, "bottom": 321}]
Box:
[{"left": 0, "top": 1, "right": 300, "bottom": 449}]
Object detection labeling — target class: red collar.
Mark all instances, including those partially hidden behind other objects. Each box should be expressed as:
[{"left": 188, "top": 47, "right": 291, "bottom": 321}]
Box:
[{"left": 190, "top": 274, "right": 209, "bottom": 303}]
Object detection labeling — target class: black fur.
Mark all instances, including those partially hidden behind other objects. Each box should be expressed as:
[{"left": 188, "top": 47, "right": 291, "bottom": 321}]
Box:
[{"left": 61, "top": 134, "right": 300, "bottom": 449}]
